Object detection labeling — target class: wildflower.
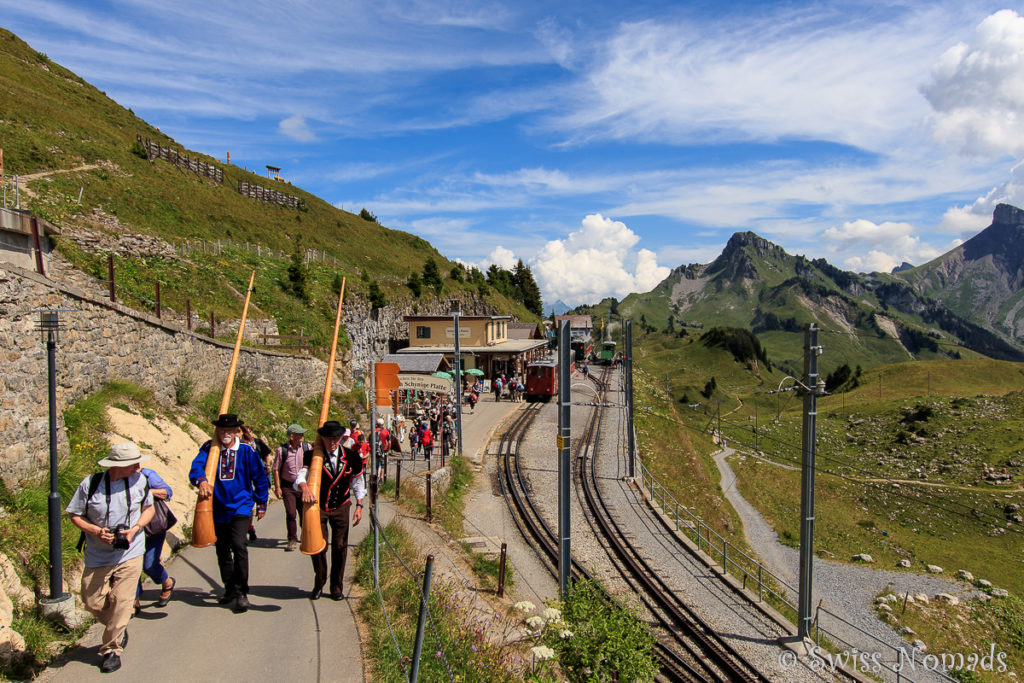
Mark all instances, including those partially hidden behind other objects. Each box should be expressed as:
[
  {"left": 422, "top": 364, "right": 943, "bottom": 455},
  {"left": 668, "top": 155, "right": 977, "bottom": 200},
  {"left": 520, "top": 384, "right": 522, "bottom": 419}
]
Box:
[
  {"left": 542, "top": 607, "right": 562, "bottom": 622},
  {"left": 514, "top": 600, "right": 535, "bottom": 612},
  {"left": 531, "top": 645, "right": 556, "bottom": 661},
  {"left": 559, "top": 629, "right": 573, "bottom": 639},
  {"left": 436, "top": 651, "right": 442, "bottom": 658},
  {"left": 525, "top": 616, "right": 545, "bottom": 630}
]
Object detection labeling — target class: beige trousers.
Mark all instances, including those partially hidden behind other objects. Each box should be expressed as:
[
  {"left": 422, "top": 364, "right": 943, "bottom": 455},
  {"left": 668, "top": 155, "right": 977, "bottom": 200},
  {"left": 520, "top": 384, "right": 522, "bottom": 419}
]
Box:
[{"left": 81, "top": 555, "right": 143, "bottom": 655}]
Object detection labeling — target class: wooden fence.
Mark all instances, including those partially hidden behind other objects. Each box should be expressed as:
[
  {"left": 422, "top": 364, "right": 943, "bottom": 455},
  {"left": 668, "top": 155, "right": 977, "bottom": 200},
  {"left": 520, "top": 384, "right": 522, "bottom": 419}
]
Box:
[
  {"left": 174, "top": 238, "right": 340, "bottom": 267},
  {"left": 140, "top": 137, "right": 224, "bottom": 183},
  {"left": 237, "top": 181, "right": 304, "bottom": 210}
]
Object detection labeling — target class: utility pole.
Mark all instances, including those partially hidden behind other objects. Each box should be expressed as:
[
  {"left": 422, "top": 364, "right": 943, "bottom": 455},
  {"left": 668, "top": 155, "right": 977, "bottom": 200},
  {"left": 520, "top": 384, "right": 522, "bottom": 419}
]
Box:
[
  {"left": 370, "top": 361, "right": 379, "bottom": 590},
  {"left": 557, "top": 319, "right": 572, "bottom": 598},
  {"left": 624, "top": 320, "right": 635, "bottom": 478},
  {"left": 797, "top": 323, "right": 825, "bottom": 640},
  {"left": 452, "top": 307, "right": 463, "bottom": 457}
]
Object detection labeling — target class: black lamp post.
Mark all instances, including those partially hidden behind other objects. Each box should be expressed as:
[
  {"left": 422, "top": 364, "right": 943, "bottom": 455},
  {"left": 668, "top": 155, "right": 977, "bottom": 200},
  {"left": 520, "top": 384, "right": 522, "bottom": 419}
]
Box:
[{"left": 35, "top": 309, "right": 73, "bottom": 617}]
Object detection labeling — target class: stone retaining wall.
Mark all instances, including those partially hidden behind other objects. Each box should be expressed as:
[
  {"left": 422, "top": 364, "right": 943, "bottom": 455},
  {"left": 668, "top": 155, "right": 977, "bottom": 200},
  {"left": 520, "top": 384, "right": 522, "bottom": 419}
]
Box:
[{"left": 0, "top": 261, "right": 336, "bottom": 487}]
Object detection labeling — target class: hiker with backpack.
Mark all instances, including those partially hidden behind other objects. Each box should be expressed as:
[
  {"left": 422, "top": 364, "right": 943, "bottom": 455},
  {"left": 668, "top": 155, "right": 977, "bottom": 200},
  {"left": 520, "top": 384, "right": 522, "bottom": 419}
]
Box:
[{"left": 66, "top": 441, "right": 155, "bottom": 673}]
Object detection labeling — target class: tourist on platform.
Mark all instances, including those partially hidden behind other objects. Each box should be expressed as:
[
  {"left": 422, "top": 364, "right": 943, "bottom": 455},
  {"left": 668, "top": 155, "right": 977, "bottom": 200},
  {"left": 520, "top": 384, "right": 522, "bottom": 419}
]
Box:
[
  {"left": 272, "top": 424, "right": 311, "bottom": 552},
  {"left": 421, "top": 424, "right": 434, "bottom": 461},
  {"left": 135, "top": 466, "right": 176, "bottom": 613},
  {"left": 67, "top": 441, "right": 155, "bottom": 673},
  {"left": 240, "top": 424, "right": 271, "bottom": 543}
]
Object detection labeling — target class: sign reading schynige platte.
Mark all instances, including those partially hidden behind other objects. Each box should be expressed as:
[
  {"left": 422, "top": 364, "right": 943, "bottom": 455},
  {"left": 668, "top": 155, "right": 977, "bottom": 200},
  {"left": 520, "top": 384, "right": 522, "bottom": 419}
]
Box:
[{"left": 398, "top": 373, "right": 452, "bottom": 393}]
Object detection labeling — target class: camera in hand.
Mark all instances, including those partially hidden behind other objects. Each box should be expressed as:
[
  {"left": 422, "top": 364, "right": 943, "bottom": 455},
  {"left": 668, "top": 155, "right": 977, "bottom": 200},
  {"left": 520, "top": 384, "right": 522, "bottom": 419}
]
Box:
[{"left": 111, "top": 524, "right": 131, "bottom": 549}]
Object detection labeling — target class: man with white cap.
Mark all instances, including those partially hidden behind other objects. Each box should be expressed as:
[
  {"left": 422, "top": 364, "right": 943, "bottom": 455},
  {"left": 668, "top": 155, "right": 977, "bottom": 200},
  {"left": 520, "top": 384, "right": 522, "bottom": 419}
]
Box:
[{"left": 67, "top": 441, "right": 155, "bottom": 673}]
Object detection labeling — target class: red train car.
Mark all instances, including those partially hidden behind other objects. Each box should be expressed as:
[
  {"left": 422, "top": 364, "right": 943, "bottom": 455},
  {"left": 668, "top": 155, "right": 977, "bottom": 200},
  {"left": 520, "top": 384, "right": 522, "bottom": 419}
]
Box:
[{"left": 525, "top": 361, "right": 558, "bottom": 402}]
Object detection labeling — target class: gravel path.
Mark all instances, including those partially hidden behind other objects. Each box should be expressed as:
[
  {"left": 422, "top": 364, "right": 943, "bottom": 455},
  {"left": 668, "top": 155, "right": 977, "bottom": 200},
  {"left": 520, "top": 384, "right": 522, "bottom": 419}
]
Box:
[{"left": 716, "top": 449, "right": 975, "bottom": 682}]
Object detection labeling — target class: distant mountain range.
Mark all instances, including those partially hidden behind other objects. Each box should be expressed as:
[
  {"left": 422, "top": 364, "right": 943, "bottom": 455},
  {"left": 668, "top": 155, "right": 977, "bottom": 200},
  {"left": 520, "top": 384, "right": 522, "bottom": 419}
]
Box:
[
  {"left": 894, "top": 204, "right": 1024, "bottom": 348},
  {"left": 547, "top": 299, "right": 572, "bottom": 315},
  {"left": 576, "top": 205, "right": 1024, "bottom": 375}
]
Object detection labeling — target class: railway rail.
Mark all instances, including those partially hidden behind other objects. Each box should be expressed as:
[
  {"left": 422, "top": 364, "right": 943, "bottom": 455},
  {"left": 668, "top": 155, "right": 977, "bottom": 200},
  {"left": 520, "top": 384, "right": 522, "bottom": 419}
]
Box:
[{"left": 495, "top": 366, "right": 768, "bottom": 682}]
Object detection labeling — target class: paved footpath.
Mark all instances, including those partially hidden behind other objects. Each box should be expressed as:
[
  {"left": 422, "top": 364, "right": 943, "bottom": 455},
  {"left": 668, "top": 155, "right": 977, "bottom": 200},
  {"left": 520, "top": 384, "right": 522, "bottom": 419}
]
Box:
[{"left": 41, "top": 394, "right": 518, "bottom": 682}]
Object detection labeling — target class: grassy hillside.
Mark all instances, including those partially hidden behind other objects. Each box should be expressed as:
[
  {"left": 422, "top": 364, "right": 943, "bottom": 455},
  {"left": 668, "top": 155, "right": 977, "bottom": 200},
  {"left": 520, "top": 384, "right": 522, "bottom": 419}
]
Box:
[{"left": 0, "top": 28, "right": 536, "bottom": 348}]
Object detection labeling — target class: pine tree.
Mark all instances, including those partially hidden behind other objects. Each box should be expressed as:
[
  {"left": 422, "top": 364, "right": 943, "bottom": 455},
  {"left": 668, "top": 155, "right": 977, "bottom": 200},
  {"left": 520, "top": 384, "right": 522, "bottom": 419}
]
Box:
[
  {"left": 423, "top": 258, "right": 443, "bottom": 295},
  {"left": 513, "top": 260, "right": 543, "bottom": 316},
  {"left": 406, "top": 272, "right": 423, "bottom": 298}
]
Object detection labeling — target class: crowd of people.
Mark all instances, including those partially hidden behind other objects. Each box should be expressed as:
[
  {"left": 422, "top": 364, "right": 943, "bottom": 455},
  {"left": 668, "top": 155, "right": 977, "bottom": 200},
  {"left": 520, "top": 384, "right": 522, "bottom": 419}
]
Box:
[
  {"left": 66, "top": 371, "right": 523, "bottom": 673},
  {"left": 66, "top": 411, "right": 368, "bottom": 673}
]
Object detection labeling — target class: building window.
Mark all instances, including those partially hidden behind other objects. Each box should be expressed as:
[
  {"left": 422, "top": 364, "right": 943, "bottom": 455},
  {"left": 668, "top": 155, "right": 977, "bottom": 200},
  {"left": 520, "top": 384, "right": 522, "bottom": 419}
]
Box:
[{"left": 416, "top": 326, "right": 431, "bottom": 339}]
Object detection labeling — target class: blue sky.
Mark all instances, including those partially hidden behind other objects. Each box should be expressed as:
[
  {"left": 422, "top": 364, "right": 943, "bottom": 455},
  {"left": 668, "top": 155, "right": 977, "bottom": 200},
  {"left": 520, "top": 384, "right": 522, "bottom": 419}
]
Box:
[{"left": 3, "top": 1, "right": 1024, "bottom": 307}]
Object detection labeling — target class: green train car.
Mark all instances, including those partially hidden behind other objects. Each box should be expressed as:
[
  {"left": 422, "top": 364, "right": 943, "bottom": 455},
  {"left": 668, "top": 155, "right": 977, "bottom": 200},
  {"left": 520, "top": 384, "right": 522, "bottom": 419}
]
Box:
[{"left": 599, "top": 341, "right": 616, "bottom": 364}]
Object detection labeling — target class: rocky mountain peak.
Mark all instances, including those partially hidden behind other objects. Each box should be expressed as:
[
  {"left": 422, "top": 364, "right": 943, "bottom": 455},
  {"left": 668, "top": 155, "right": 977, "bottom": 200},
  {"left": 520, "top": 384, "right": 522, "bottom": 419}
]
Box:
[{"left": 993, "top": 203, "right": 1024, "bottom": 227}]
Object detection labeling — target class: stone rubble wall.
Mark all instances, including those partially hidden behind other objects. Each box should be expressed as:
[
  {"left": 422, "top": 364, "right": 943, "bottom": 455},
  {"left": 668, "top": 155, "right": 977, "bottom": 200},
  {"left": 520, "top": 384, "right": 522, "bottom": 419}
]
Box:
[
  {"left": 341, "top": 294, "right": 495, "bottom": 382},
  {"left": 0, "top": 261, "right": 337, "bottom": 487}
]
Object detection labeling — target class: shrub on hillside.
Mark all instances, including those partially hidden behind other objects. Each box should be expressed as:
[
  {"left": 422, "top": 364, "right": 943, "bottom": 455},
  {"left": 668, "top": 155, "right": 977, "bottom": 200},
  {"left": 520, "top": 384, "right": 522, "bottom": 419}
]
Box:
[{"left": 129, "top": 139, "right": 148, "bottom": 160}]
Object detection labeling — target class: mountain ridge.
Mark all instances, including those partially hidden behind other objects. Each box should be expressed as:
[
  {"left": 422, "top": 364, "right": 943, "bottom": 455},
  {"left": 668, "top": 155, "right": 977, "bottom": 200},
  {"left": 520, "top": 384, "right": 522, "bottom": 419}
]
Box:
[{"left": 575, "top": 206, "right": 1024, "bottom": 373}]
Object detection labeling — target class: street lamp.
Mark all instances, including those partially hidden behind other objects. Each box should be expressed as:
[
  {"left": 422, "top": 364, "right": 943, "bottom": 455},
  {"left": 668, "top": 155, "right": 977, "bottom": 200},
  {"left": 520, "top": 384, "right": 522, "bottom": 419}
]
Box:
[{"left": 33, "top": 309, "right": 75, "bottom": 622}]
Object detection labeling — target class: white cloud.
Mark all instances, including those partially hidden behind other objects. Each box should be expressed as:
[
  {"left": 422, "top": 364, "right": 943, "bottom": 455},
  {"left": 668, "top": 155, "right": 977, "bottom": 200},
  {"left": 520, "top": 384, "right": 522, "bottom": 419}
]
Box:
[
  {"left": 531, "top": 214, "right": 670, "bottom": 306},
  {"left": 279, "top": 115, "right": 316, "bottom": 142},
  {"left": 822, "top": 219, "right": 916, "bottom": 245},
  {"left": 922, "top": 10, "right": 1024, "bottom": 157},
  {"left": 488, "top": 246, "right": 518, "bottom": 270},
  {"left": 822, "top": 219, "right": 946, "bottom": 273},
  {"left": 937, "top": 160, "right": 1024, "bottom": 235}
]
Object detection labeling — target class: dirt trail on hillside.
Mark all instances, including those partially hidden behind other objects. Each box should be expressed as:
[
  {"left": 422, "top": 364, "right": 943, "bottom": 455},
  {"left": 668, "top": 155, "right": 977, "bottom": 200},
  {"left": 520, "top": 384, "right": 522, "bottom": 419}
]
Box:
[
  {"left": 13, "top": 164, "right": 99, "bottom": 198},
  {"left": 105, "top": 407, "right": 208, "bottom": 539}
]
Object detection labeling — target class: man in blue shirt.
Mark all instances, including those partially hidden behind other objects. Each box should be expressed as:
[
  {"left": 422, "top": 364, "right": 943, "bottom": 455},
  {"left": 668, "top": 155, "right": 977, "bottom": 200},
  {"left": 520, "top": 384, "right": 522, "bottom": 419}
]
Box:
[{"left": 189, "top": 413, "right": 269, "bottom": 613}]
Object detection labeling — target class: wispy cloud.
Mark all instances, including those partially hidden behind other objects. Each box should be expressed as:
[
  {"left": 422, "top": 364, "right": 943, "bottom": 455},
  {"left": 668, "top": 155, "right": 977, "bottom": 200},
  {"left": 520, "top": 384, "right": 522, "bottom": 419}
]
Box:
[
  {"left": 547, "top": 5, "right": 966, "bottom": 152},
  {"left": 279, "top": 115, "right": 316, "bottom": 142}
]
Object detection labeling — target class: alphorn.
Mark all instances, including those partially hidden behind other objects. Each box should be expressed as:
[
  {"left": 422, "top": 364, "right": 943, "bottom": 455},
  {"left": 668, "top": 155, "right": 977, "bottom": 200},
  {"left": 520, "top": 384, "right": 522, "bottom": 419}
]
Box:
[
  {"left": 300, "top": 277, "right": 346, "bottom": 555},
  {"left": 191, "top": 270, "right": 257, "bottom": 548}
]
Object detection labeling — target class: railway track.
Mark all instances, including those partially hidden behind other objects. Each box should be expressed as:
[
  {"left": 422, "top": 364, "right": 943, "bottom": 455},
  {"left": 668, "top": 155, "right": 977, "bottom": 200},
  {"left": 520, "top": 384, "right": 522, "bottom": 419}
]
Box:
[
  {"left": 496, "top": 368, "right": 767, "bottom": 682},
  {"left": 577, "top": 368, "right": 768, "bottom": 683}
]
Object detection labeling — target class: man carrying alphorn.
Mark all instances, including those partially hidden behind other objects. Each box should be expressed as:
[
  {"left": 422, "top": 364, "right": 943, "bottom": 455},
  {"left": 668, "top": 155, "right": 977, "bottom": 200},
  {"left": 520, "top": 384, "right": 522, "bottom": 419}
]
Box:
[
  {"left": 190, "top": 413, "right": 270, "bottom": 612},
  {"left": 295, "top": 420, "right": 365, "bottom": 600}
]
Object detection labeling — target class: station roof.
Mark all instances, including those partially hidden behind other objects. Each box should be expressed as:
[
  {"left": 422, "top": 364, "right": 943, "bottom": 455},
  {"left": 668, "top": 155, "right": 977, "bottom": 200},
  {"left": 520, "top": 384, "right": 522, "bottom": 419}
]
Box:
[
  {"left": 396, "top": 339, "right": 547, "bottom": 354},
  {"left": 380, "top": 353, "right": 449, "bottom": 373},
  {"left": 403, "top": 314, "right": 513, "bottom": 322}
]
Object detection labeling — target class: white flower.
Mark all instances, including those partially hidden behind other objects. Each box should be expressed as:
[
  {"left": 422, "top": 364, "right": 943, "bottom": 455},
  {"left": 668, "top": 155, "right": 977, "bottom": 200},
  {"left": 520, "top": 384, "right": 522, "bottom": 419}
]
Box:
[
  {"left": 525, "top": 615, "right": 545, "bottom": 630},
  {"left": 514, "top": 601, "right": 536, "bottom": 612},
  {"left": 560, "top": 629, "right": 573, "bottom": 639},
  {"left": 531, "top": 645, "right": 556, "bottom": 661},
  {"left": 542, "top": 607, "right": 562, "bottom": 621}
]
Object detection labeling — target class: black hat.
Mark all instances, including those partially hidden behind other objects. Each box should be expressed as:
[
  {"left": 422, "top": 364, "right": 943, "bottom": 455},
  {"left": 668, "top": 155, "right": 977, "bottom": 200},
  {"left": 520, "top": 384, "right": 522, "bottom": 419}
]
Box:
[
  {"left": 212, "top": 413, "right": 244, "bottom": 428},
  {"left": 317, "top": 420, "right": 345, "bottom": 437}
]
